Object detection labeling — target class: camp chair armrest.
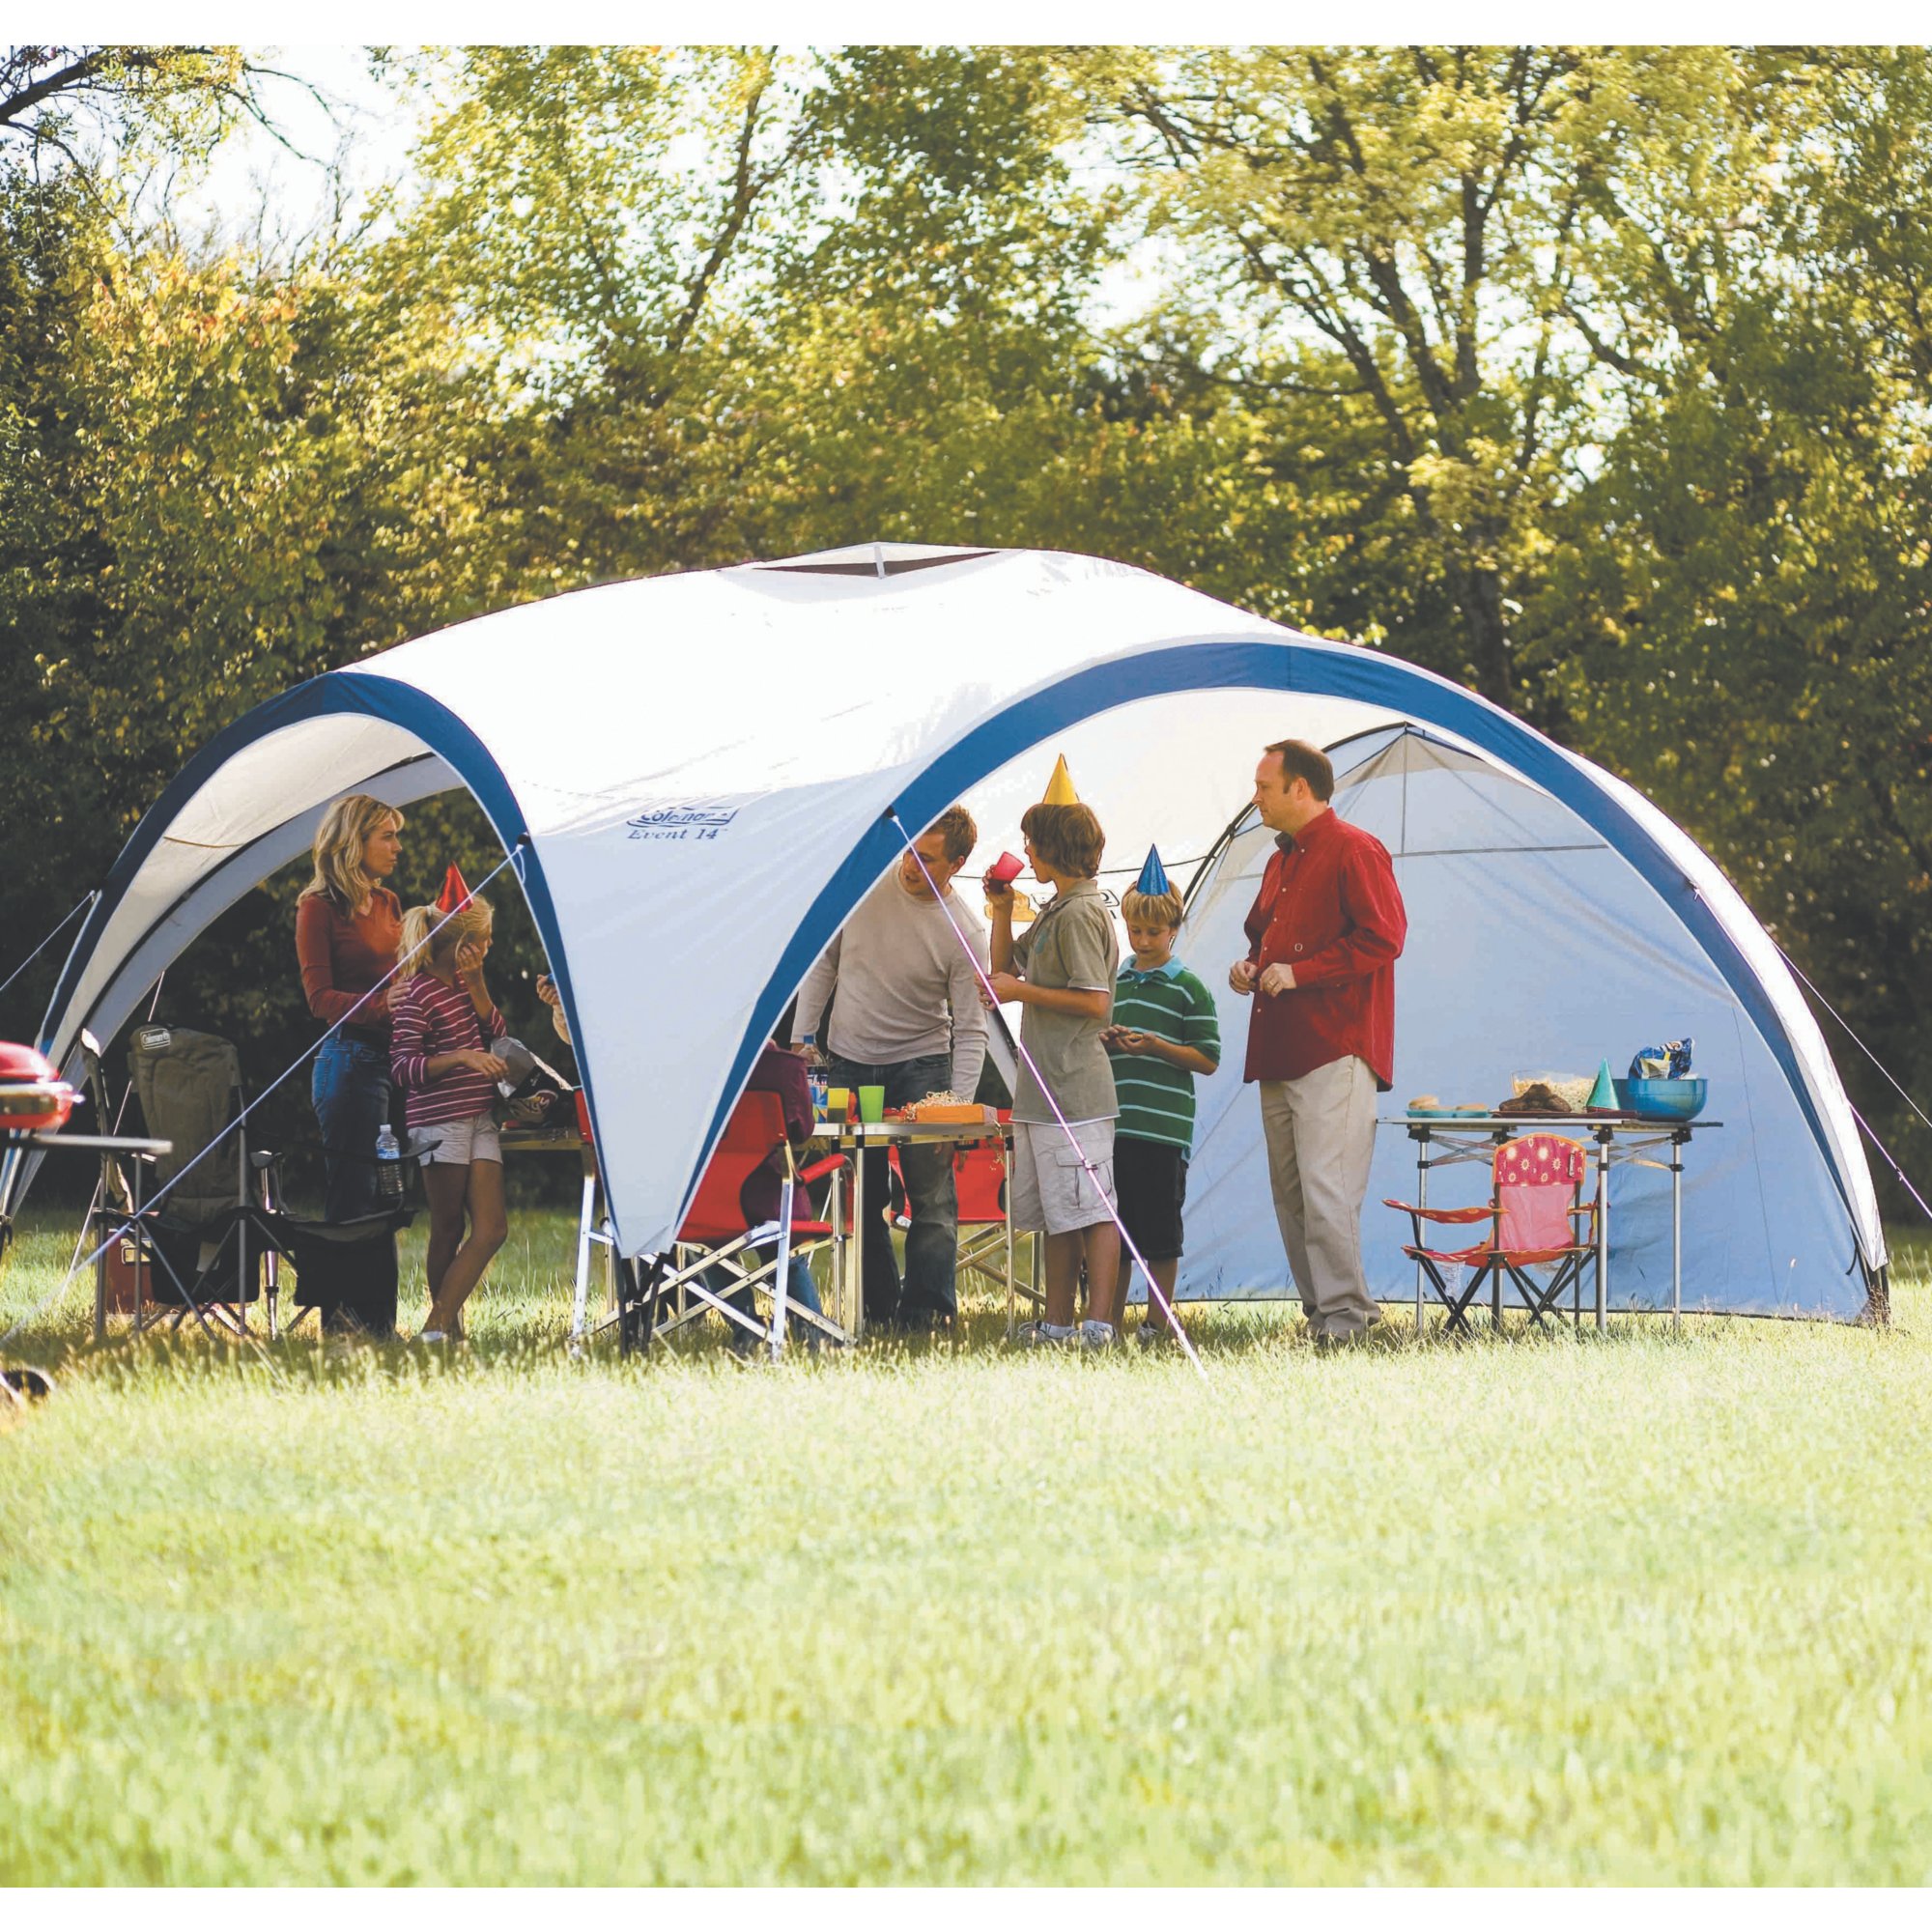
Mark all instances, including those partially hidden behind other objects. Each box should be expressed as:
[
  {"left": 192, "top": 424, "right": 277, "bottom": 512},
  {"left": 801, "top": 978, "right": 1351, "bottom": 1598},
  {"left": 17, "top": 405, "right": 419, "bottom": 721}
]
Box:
[
  {"left": 1382, "top": 1199, "right": 1492, "bottom": 1225},
  {"left": 798, "top": 1153, "right": 849, "bottom": 1184}
]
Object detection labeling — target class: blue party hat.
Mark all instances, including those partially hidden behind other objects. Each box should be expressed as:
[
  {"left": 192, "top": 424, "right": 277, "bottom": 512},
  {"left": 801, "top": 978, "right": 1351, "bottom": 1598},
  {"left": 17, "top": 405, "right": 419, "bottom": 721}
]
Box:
[{"left": 1134, "top": 845, "right": 1171, "bottom": 896}]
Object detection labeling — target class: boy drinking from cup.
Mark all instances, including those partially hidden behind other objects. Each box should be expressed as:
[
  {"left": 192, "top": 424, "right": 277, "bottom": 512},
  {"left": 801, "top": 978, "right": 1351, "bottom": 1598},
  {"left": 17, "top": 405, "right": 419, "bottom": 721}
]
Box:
[{"left": 983, "top": 768, "right": 1122, "bottom": 1347}]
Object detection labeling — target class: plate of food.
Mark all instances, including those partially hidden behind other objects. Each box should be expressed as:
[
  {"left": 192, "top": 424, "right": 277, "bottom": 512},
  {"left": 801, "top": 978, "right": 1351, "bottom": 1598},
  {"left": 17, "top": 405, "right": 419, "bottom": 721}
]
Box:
[{"left": 1406, "top": 1094, "right": 1452, "bottom": 1117}]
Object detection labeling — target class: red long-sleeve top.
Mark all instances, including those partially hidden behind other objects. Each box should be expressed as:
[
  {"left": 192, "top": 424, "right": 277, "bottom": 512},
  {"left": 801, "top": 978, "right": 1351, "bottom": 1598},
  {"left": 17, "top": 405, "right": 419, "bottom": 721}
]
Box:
[
  {"left": 1242, "top": 807, "right": 1406, "bottom": 1091},
  {"left": 296, "top": 889, "right": 402, "bottom": 1045}
]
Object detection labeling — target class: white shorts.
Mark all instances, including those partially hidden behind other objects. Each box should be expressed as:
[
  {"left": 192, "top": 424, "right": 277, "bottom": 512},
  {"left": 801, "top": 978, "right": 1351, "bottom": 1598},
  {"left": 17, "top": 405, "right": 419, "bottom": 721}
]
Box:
[
  {"left": 410, "top": 1111, "right": 501, "bottom": 1166},
  {"left": 1009, "top": 1118, "right": 1117, "bottom": 1235}
]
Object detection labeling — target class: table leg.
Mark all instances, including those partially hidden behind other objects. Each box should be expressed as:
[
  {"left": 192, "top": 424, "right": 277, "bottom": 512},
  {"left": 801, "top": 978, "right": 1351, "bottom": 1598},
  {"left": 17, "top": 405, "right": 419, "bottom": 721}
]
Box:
[
  {"left": 1672, "top": 1131, "right": 1684, "bottom": 1331},
  {"left": 851, "top": 1132, "right": 866, "bottom": 1343},
  {"left": 1003, "top": 1131, "right": 1015, "bottom": 1337},
  {"left": 1595, "top": 1131, "right": 1610, "bottom": 1333},
  {"left": 571, "top": 1172, "right": 596, "bottom": 1344},
  {"left": 131, "top": 1155, "right": 145, "bottom": 1333},
  {"left": 1414, "top": 1131, "right": 1429, "bottom": 1335},
  {"left": 94, "top": 1154, "right": 108, "bottom": 1344},
  {"left": 828, "top": 1167, "right": 845, "bottom": 1339}
]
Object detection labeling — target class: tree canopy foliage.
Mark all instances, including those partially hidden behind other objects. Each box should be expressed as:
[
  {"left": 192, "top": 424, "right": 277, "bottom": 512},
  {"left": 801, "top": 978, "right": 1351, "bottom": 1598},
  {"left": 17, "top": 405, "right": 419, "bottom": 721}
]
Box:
[{"left": 3, "top": 43, "right": 1929, "bottom": 1210}]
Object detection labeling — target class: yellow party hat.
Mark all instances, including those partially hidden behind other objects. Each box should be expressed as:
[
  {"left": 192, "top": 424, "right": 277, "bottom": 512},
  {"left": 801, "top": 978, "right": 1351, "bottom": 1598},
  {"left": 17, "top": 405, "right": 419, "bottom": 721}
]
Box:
[{"left": 1040, "top": 754, "right": 1080, "bottom": 806}]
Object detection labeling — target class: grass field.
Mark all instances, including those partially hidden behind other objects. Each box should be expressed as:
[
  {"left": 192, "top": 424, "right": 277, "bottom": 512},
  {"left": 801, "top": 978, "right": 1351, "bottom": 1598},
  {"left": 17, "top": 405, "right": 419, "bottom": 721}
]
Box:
[{"left": 2, "top": 1208, "right": 1928, "bottom": 1885}]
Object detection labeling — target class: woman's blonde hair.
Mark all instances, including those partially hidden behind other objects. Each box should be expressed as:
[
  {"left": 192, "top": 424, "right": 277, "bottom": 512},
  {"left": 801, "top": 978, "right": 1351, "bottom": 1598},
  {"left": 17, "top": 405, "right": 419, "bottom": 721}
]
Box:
[
  {"left": 395, "top": 895, "right": 493, "bottom": 986},
  {"left": 302, "top": 795, "right": 404, "bottom": 914}
]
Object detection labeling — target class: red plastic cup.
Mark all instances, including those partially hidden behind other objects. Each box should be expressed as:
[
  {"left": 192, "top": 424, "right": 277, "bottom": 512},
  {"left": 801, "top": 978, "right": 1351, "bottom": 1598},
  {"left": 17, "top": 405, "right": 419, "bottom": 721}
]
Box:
[{"left": 987, "top": 850, "right": 1024, "bottom": 886}]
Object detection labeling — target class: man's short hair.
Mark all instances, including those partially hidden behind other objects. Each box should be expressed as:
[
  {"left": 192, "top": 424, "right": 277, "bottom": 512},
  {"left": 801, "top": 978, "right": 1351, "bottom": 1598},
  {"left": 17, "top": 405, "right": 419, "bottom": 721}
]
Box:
[
  {"left": 1264, "top": 737, "right": 1335, "bottom": 802},
  {"left": 1121, "top": 886, "right": 1183, "bottom": 930},
  {"left": 1020, "top": 801, "right": 1105, "bottom": 879},
  {"left": 927, "top": 805, "right": 978, "bottom": 866}
]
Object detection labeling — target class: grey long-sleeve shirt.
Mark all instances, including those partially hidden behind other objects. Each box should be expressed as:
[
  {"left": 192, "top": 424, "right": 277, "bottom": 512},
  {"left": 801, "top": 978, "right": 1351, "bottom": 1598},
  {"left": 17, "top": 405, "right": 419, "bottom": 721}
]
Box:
[{"left": 791, "top": 872, "right": 991, "bottom": 1099}]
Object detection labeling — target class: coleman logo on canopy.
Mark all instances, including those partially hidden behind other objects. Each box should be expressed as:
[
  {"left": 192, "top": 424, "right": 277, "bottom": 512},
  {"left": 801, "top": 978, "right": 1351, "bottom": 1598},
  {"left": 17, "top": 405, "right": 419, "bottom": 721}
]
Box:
[{"left": 627, "top": 804, "right": 740, "bottom": 841}]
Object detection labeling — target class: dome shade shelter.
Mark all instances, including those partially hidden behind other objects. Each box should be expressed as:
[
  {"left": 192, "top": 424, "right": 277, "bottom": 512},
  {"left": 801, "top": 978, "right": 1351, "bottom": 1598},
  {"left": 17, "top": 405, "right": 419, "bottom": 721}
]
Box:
[{"left": 3, "top": 544, "right": 1885, "bottom": 1320}]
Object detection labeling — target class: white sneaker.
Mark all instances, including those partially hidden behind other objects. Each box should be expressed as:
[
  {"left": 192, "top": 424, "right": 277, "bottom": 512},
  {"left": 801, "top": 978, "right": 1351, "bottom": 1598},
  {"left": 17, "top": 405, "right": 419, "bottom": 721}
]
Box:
[
  {"left": 416, "top": 1329, "right": 448, "bottom": 1345},
  {"left": 1019, "top": 1321, "right": 1076, "bottom": 1347},
  {"left": 1136, "top": 1322, "right": 1173, "bottom": 1349},
  {"left": 1079, "top": 1320, "right": 1117, "bottom": 1350}
]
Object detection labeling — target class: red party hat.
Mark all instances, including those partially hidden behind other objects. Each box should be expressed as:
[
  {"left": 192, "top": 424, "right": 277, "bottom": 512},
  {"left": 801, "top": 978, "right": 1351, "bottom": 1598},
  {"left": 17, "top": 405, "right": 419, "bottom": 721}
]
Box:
[{"left": 436, "top": 863, "right": 471, "bottom": 915}]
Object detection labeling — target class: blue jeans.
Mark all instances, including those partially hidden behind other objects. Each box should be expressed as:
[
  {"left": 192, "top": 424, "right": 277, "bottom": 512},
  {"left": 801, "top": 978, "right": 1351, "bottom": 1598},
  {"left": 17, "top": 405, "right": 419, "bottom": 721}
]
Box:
[
  {"left": 700, "top": 1252, "right": 824, "bottom": 1350},
  {"left": 312, "top": 1035, "right": 391, "bottom": 1224},
  {"left": 827, "top": 1051, "right": 957, "bottom": 1321}
]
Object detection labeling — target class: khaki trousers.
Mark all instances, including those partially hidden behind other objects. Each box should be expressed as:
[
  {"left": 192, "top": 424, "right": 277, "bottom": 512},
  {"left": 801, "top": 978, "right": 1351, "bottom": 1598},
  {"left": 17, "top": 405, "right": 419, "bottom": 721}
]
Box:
[{"left": 1258, "top": 1055, "right": 1380, "bottom": 1337}]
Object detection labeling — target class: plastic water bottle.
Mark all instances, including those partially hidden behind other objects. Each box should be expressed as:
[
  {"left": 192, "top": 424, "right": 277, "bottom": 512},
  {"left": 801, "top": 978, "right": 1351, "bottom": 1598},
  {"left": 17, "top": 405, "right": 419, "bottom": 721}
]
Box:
[
  {"left": 374, "top": 1122, "right": 404, "bottom": 1203},
  {"left": 801, "top": 1033, "right": 828, "bottom": 1116}
]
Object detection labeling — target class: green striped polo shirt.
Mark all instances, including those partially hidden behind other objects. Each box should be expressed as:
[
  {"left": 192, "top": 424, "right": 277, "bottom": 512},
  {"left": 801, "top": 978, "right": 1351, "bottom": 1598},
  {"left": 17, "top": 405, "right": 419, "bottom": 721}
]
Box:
[{"left": 1107, "top": 957, "right": 1222, "bottom": 1151}]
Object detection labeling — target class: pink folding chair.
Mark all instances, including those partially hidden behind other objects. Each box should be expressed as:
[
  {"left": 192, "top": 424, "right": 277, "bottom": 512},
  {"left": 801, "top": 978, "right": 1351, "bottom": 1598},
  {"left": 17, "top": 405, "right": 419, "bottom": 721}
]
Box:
[{"left": 1385, "top": 1133, "right": 1598, "bottom": 1334}]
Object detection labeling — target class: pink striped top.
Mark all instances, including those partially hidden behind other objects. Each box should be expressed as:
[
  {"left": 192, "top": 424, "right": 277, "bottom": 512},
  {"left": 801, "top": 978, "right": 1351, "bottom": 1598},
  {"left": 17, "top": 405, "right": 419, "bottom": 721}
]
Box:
[{"left": 389, "top": 975, "right": 506, "bottom": 1128}]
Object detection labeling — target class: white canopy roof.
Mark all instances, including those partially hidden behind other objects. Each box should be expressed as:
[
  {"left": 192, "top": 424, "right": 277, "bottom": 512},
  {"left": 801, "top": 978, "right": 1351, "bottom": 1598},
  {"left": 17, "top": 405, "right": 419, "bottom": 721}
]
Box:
[{"left": 14, "top": 544, "right": 1885, "bottom": 1315}]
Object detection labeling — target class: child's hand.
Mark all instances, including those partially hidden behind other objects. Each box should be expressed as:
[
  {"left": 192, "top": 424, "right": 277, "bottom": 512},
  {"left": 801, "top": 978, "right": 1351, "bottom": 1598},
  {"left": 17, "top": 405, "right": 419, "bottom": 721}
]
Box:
[
  {"left": 982, "top": 970, "right": 1024, "bottom": 1008},
  {"left": 1112, "top": 1029, "right": 1154, "bottom": 1056},
  {"left": 455, "top": 936, "right": 490, "bottom": 978},
  {"left": 457, "top": 1048, "right": 508, "bottom": 1078},
  {"left": 535, "top": 973, "right": 561, "bottom": 1009}
]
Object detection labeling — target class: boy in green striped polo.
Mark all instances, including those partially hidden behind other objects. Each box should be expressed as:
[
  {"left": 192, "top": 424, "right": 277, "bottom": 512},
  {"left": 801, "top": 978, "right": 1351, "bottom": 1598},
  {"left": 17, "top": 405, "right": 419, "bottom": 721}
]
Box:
[{"left": 1101, "top": 850, "right": 1221, "bottom": 1346}]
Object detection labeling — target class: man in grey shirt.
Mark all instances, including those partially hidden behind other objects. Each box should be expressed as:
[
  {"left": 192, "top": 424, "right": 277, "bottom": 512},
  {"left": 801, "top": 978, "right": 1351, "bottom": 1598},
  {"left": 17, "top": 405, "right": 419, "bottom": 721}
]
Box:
[{"left": 793, "top": 805, "right": 990, "bottom": 1330}]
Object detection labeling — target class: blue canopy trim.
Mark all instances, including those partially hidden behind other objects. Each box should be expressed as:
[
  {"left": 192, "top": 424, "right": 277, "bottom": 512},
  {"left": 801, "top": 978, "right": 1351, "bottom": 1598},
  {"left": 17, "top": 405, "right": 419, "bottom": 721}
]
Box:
[
  {"left": 33, "top": 637, "right": 1859, "bottom": 1267},
  {"left": 706, "top": 639, "right": 1853, "bottom": 1257}
]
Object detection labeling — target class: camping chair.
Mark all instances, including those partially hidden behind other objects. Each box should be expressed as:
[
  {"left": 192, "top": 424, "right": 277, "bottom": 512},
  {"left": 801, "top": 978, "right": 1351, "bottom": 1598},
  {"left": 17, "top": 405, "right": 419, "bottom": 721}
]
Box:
[
  {"left": 615, "top": 1092, "right": 850, "bottom": 1357},
  {"left": 115, "top": 1025, "right": 410, "bottom": 1338},
  {"left": 952, "top": 1142, "right": 1012, "bottom": 1295},
  {"left": 1384, "top": 1133, "right": 1598, "bottom": 1336}
]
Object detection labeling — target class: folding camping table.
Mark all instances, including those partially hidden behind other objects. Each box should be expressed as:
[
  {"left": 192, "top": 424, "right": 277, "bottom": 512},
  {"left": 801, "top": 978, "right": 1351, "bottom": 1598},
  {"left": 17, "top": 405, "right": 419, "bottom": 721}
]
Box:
[
  {"left": 1, "top": 1129, "right": 175, "bottom": 1338},
  {"left": 826, "top": 1114, "right": 1017, "bottom": 1340},
  {"left": 1382, "top": 1114, "right": 1722, "bottom": 1332}
]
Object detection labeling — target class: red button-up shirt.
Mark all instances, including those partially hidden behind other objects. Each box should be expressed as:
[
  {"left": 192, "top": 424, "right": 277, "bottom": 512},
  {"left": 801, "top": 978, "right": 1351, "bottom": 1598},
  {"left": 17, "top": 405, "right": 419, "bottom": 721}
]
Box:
[{"left": 1242, "top": 807, "right": 1406, "bottom": 1090}]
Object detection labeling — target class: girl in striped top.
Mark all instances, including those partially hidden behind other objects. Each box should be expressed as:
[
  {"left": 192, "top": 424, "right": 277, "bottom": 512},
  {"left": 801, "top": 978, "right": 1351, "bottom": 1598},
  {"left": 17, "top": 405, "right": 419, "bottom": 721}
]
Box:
[{"left": 389, "top": 890, "right": 508, "bottom": 1342}]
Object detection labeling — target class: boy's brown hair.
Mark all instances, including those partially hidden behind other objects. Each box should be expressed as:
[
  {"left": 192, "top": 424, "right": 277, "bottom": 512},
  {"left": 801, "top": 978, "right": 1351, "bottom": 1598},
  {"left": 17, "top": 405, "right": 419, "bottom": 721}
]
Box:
[
  {"left": 1264, "top": 737, "right": 1336, "bottom": 802},
  {"left": 1121, "top": 886, "right": 1183, "bottom": 930},
  {"left": 1020, "top": 801, "right": 1105, "bottom": 879}
]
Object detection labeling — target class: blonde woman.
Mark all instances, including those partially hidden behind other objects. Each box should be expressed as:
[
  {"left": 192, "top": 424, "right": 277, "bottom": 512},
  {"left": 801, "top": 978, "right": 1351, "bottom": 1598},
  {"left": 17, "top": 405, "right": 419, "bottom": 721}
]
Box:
[
  {"left": 388, "top": 880, "right": 508, "bottom": 1342},
  {"left": 297, "top": 795, "right": 405, "bottom": 1225}
]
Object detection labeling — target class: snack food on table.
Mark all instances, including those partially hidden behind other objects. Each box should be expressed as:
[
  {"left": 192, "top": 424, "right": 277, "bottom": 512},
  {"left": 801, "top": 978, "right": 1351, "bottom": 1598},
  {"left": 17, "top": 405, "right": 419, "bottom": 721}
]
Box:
[
  {"left": 909, "top": 1090, "right": 995, "bottom": 1125},
  {"left": 1407, "top": 1094, "right": 1440, "bottom": 1112}
]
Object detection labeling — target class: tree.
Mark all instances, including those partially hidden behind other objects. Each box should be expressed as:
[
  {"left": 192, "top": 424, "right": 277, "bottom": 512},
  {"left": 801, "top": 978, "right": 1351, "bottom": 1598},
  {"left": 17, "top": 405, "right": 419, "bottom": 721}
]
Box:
[{"left": 1065, "top": 45, "right": 1759, "bottom": 714}]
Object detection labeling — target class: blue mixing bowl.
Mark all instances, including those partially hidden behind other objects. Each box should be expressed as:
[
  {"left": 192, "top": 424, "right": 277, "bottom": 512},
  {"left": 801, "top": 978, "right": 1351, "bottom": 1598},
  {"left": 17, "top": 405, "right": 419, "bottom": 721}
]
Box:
[{"left": 1613, "top": 1076, "right": 1708, "bottom": 1121}]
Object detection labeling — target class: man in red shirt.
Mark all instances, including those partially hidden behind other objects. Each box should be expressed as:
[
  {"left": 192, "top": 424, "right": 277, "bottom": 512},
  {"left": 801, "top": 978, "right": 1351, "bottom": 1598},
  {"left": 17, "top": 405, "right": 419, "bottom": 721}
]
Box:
[{"left": 1230, "top": 738, "right": 1406, "bottom": 1342}]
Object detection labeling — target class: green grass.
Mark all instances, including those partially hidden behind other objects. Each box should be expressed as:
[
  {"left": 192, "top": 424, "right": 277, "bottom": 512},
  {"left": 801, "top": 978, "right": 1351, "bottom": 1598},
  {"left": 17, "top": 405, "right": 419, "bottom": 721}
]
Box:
[{"left": 3, "top": 1210, "right": 1929, "bottom": 1884}]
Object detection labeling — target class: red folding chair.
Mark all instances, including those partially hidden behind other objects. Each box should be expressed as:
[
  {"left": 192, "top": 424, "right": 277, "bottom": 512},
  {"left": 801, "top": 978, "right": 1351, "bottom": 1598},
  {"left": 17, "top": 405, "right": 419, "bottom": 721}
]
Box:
[
  {"left": 1385, "top": 1133, "right": 1598, "bottom": 1335},
  {"left": 886, "top": 1131, "right": 1026, "bottom": 1320},
  {"left": 627, "top": 1092, "right": 850, "bottom": 1355}
]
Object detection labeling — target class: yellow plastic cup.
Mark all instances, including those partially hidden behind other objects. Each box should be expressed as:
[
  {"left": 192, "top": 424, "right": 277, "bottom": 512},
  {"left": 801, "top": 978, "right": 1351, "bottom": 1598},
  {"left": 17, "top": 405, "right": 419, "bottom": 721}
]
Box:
[
  {"left": 858, "top": 1085, "right": 886, "bottom": 1124},
  {"left": 826, "top": 1086, "right": 851, "bottom": 1120}
]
